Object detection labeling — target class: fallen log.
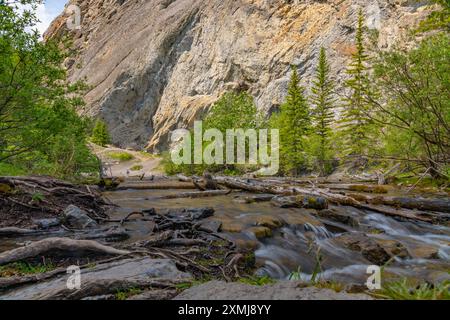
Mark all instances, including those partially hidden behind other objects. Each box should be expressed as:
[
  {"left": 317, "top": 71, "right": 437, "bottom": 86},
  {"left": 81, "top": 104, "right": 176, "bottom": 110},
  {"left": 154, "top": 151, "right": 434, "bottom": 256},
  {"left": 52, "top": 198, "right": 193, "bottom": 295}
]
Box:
[
  {"left": 347, "top": 194, "right": 450, "bottom": 213},
  {"left": 215, "top": 176, "right": 435, "bottom": 223},
  {"left": 0, "top": 227, "right": 42, "bottom": 237},
  {"left": 317, "top": 184, "right": 389, "bottom": 194},
  {"left": 115, "top": 182, "right": 197, "bottom": 190},
  {"left": 293, "top": 188, "right": 433, "bottom": 223},
  {"left": 0, "top": 238, "right": 130, "bottom": 265},
  {"left": 154, "top": 190, "right": 231, "bottom": 200}
]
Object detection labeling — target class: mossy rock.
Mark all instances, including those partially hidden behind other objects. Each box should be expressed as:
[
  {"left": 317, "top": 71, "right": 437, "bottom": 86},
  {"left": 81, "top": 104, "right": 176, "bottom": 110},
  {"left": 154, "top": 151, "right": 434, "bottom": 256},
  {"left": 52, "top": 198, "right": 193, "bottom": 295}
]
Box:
[
  {"left": 254, "top": 215, "right": 283, "bottom": 229},
  {"left": 245, "top": 226, "right": 272, "bottom": 239},
  {"left": 221, "top": 221, "right": 244, "bottom": 233}
]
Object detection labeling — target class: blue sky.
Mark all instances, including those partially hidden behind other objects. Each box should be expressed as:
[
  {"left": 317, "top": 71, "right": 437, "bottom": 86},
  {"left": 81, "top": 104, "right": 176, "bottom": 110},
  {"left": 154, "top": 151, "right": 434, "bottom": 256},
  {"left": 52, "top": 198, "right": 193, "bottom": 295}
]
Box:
[{"left": 34, "top": 0, "right": 68, "bottom": 35}]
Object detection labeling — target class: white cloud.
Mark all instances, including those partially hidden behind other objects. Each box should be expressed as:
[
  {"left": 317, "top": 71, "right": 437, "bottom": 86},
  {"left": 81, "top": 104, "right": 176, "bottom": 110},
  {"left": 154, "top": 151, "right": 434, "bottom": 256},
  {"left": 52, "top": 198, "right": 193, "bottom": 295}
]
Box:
[
  {"left": 17, "top": 1, "right": 65, "bottom": 37},
  {"left": 35, "top": 3, "right": 56, "bottom": 36}
]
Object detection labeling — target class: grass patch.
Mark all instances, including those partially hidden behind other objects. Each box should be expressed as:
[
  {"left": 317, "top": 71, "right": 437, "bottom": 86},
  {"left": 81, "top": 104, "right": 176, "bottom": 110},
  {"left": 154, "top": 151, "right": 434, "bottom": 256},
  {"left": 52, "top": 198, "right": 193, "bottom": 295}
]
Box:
[
  {"left": 115, "top": 287, "right": 142, "bottom": 300},
  {"left": 239, "top": 275, "right": 276, "bottom": 286},
  {"left": 394, "top": 173, "right": 449, "bottom": 190},
  {"left": 175, "top": 276, "right": 214, "bottom": 291},
  {"left": 130, "top": 165, "right": 143, "bottom": 171},
  {"left": 0, "top": 162, "right": 26, "bottom": 176},
  {"left": 106, "top": 151, "right": 134, "bottom": 162},
  {"left": 371, "top": 279, "right": 450, "bottom": 300},
  {"left": 0, "top": 261, "right": 56, "bottom": 277}
]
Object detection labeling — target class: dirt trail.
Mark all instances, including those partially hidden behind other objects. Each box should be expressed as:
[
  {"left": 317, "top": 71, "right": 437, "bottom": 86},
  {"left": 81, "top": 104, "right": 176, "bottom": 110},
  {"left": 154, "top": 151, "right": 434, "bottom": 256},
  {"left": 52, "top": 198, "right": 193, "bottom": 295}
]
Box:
[{"left": 90, "top": 144, "right": 162, "bottom": 178}]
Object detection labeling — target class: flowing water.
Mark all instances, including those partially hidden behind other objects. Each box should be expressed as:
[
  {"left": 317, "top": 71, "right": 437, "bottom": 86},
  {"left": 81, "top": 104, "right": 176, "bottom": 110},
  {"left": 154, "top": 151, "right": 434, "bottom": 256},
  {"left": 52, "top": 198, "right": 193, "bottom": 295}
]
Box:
[{"left": 103, "top": 186, "right": 450, "bottom": 286}]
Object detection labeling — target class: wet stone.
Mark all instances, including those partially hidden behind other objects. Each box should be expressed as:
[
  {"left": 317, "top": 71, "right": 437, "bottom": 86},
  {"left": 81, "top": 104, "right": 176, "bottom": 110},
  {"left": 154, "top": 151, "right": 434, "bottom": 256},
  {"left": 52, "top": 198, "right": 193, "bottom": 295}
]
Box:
[{"left": 63, "top": 205, "right": 98, "bottom": 230}]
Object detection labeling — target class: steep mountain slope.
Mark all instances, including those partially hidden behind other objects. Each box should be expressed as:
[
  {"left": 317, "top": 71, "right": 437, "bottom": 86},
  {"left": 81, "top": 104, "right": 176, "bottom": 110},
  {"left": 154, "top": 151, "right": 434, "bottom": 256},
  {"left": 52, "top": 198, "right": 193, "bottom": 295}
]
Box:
[{"left": 46, "top": 0, "right": 430, "bottom": 152}]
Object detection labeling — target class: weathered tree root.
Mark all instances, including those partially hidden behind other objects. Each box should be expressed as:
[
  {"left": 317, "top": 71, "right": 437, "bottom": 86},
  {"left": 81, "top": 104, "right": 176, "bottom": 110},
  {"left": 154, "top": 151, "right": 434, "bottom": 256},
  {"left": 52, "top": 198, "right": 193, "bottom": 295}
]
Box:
[
  {"left": 0, "top": 238, "right": 130, "bottom": 265},
  {"left": 37, "top": 278, "right": 183, "bottom": 300},
  {"left": 0, "top": 254, "right": 135, "bottom": 291}
]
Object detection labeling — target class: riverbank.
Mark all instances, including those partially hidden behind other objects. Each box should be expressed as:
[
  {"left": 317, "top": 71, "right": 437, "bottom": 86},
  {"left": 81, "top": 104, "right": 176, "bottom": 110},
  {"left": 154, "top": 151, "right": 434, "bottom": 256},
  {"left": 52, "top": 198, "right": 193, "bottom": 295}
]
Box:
[{"left": 0, "top": 174, "right": 449, "bottom": 300}]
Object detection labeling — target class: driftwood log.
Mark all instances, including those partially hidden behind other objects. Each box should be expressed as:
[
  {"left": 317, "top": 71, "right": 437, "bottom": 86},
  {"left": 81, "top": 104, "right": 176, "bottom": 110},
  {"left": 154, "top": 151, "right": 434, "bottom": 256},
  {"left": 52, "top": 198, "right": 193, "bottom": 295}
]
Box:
[
  {"left": 214, "top": 176, "right": 442, "bottom": 223},
  {"left": 154, "top": 190, "right": 232, "bottom": 200},
  {"left": 0, "top": 238, "right": 130, "bottom": 265}
]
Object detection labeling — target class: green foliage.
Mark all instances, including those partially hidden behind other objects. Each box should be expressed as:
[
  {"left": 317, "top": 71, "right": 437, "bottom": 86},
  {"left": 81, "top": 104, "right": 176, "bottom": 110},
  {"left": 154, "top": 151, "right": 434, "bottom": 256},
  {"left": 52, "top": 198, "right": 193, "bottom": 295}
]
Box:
[
  {"left": 0, "top": 1, "right": 98, "bottom": 180},
  {"left": 417, "top": 0, "right": 450, "bottom": 32},
  {"left": 31, "top": 192, "right": 45, "bottom": 202},
  {"left": 91, "top": 120, "right": 111, "bottom": 147},
  {"left": 239, "top": 275, "right": 276, "bottom": 286},
  {"left": 203, "top": 91, "right": 263, "bottom": 132},
  {"left": 271, "top": 67, "right": 311, "bottom": 175},
  {"left": 0, "top": 261, "right": 55, "bottom": 277},
  {"left": 373, "top": 279, "right": 450, "bottom": 300},
  {"left": 162, "top": 91, "right": 263, "bottom": 176},
  {"left": 371, "top": 33, "right": 450, "bottom": 178},
  {"left": 0, "top": 162, "right": 25, "bottom": 176},
  {"left": 339, "top": 9, "right": 377, "bottom": 157},
  {"left": 310, "top": 47, "right": 337, "bottom": 175},
  {"left": 107, "top": 151, "right": 134, "bottom": 162},
  {"left": 115, "top": 288, "right": 142, "bottom": 300},
  {"left": 129, "top": 164, "right": 143, "bottom": 171}
]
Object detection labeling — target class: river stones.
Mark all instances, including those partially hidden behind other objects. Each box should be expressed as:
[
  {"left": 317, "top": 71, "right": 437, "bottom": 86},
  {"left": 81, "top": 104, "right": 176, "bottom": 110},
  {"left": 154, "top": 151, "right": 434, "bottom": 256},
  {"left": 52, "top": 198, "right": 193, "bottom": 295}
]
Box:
[
  {"left": 245, "top": 226, "right": 273, "bottom": 239},
  {"left": 174, "top": 280, "right": 373, "bottom": 300},
  {"left": 220, "top": 220, "right": 244, "bottom": 233},
  {"left": 253, "top": 215, "right": 283, "bottom": 229},
  {"left": 279, "top": 210, "right": 323, "bottom": 228},
  {"left": 196, "top": 220, "right": 222, "bottom": 233},
  {"left": 63, "top": 205, "right": 99, "bottom": 230},
  {"left": 333, "top": 232, "right": 410, "bottom": 265},
  {"left": 271, "top": 196, "right": 328, "bottom": 210},
  {"left": 316, "top": 208, "right": 360, "bottom": 227}
]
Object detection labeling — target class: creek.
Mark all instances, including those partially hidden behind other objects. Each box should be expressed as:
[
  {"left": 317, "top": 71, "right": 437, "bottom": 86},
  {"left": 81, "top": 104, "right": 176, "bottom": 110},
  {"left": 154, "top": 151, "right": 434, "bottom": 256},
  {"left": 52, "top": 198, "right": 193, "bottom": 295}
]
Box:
[{"left": 103, "top": 184, "right": 450, "bottom": 286}]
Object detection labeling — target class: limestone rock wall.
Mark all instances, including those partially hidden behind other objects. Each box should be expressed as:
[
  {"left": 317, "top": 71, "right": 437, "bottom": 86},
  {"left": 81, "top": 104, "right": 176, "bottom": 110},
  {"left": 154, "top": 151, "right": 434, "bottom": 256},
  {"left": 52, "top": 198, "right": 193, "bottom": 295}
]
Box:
[{"left": 46, "top": 0, "right": 430, "bottom": 151}]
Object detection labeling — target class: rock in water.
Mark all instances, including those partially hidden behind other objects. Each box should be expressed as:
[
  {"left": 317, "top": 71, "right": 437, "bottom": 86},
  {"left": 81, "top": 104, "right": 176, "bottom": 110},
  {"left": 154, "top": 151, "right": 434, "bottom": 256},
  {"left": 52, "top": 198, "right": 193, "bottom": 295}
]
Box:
[
  {"left": 333, "top": 232, "right": 410, "bottom": 265},
  {"left": 63, "top": 205, "right": 98, "bottom": 230},
  {"left": 44, "top": 0, "right": 430, "bottom": 151}
]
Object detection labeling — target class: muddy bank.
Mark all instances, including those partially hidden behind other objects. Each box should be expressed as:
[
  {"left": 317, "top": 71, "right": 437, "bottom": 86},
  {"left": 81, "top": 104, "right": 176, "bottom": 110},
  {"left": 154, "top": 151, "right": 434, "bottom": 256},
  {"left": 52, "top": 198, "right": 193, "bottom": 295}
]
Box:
[{"left": 0, "top": 176, "right": 109, "bottom": 229}]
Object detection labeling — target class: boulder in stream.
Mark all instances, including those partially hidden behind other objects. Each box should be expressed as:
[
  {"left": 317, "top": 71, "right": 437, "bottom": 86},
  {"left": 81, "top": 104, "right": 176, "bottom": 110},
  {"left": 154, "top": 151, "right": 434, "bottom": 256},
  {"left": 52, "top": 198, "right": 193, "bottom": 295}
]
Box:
[
  {"left": 333, "top": 232, "right": 410, "bottom": 265},
  {"left": 63, "top": 205, "right": 99, "bottom": 230}
]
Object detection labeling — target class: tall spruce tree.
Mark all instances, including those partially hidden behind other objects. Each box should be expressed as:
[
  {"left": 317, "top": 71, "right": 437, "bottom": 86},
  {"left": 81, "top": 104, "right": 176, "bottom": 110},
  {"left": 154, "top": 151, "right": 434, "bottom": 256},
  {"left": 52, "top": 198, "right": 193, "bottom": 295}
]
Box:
[
  {"left": 277, "top": 67, "right": 311, "bottom": 175},
  {"left": 311, "top": 47, "right": 336, "bottom": 175},
  {"left": 339, "top": 9, "right": 374, "bottom": 158}
]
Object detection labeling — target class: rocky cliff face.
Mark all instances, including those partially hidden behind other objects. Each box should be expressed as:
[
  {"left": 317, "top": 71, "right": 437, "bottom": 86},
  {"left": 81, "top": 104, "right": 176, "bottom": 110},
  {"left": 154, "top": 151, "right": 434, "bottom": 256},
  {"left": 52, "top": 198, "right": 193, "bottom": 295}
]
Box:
[{"left": 46, "top": 0, "right": 430, "bottom": 152}]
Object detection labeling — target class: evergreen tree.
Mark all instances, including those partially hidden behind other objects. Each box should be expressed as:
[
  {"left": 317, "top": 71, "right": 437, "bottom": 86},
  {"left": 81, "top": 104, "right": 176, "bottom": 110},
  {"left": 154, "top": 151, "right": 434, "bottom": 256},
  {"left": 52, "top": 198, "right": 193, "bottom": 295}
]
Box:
[
  {"left": 91, "top": 120, "right": 111, "bottom": 147},
  {"left": 311, "top": 47, "right": 336, "bottom": 175},
  {"left": 339, "top": 9, "right": 374, "bottom": 158},
  {"left": 275, "top": 67, "right": 311, "bottom": 175}
]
